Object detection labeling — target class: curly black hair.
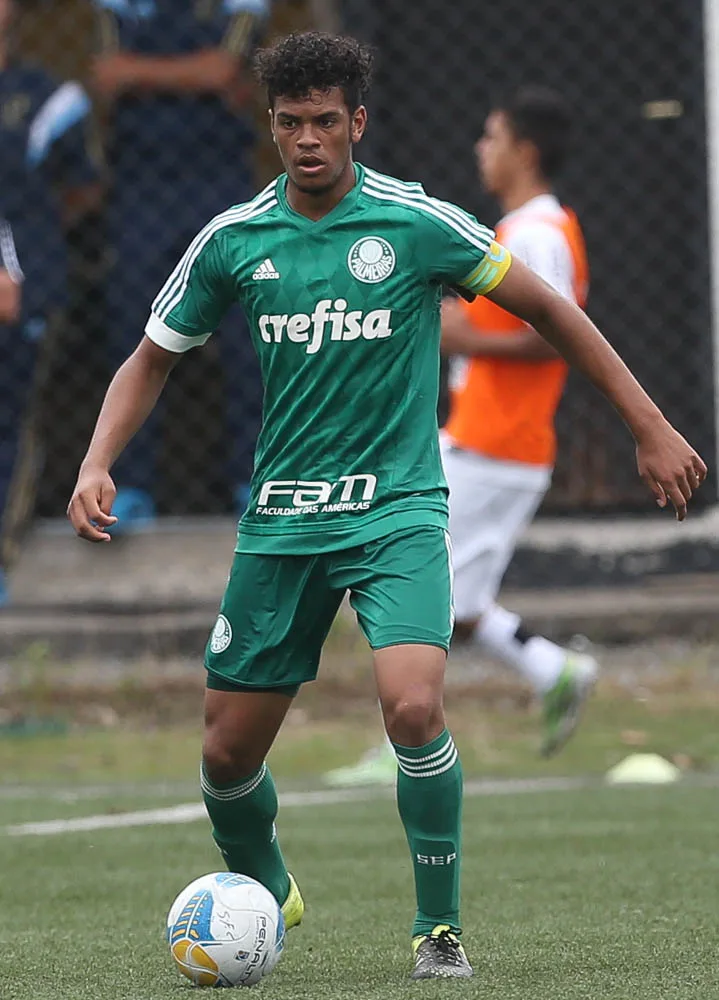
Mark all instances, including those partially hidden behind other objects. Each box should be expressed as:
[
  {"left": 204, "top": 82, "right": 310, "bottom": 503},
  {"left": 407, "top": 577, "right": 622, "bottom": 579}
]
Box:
[{"left": 255, "top": 32, "right": 374, "bottom": 111}]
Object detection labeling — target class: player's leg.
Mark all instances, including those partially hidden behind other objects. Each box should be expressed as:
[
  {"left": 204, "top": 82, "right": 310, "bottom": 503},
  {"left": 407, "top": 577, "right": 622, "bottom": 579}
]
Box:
[
  {"left": 374, "top": 643, "right": 467, "bottom": 960},
  {"left": 202, "top": 549, "right": 344, "bottom": 921},
  {"left": 444, "top": 443, "right": 597, "bottom": 755},
  {"left": 201, "top": 685, "right": 296, "bottom": 909},
  {"left": 336, "top": 527, "right": 472, "bottom": 978}
]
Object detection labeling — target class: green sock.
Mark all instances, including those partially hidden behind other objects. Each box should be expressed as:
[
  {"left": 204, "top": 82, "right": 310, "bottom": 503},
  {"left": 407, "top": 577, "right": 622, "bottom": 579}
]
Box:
[
  {"left": 201, "top": 761, "right": 290, "bottom": 906},
  {"left": 393, "top": 729, "right": 463, "bottom": 937}
]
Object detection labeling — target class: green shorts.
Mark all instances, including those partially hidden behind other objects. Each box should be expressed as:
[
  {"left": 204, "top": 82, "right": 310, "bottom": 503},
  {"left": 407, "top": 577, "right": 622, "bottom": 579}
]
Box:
[{"left": 204, "top": 525, "right": 453, "bottom": 694}]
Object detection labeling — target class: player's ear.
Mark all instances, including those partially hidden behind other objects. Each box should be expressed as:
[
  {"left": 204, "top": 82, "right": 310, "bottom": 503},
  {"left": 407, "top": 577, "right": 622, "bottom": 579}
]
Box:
[
  {"left": 351, "top": 105, "right": 367, "bottom": 144},
  {"left": 268, "top": 108, "right": 277, "bottom": 144}
]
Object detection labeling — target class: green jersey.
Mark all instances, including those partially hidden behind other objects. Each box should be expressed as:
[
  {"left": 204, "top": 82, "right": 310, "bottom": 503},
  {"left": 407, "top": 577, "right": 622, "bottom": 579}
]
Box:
[{"left": 146, "top": 164, "right": 510, "bottom": 555}]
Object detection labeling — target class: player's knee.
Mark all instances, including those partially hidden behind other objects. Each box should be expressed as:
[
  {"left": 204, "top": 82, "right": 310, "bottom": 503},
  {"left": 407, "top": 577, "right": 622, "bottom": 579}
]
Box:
[
  {"left": 383, "top": 688, "right": 444, "bottom": 747},
  {"left": 202, "top": 726, "right": 264, "bottom": 785}
]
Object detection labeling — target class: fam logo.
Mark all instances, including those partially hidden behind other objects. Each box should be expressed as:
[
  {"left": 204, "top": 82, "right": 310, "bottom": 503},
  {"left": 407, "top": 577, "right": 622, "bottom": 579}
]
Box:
[
  {"left": 347, "top": 236, "right": 396, "bottom": 284},
  {"left": 210, "top": 614, "right": 232, "bottom": 654}
]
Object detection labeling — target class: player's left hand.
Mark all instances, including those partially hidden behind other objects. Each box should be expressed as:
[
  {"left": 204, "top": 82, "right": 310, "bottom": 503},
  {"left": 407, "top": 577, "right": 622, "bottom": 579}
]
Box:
[{"left": 635, "top": 421, "right": 707, "bottom": 521}]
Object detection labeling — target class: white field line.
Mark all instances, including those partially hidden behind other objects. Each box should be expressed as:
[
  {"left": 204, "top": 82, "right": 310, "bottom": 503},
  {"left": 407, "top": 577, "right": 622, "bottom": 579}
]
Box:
[
  {"left": 5, "top": 777, "right": 586, "bottom": 837},
  {"left": 9, "top": 774, "right": 719, "bottom": 838}
]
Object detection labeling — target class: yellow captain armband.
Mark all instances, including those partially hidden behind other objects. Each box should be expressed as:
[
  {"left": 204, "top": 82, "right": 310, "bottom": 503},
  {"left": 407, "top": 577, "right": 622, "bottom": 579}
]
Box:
[{"left": 461, "top": 241, "right": 512, "bottom": 295}]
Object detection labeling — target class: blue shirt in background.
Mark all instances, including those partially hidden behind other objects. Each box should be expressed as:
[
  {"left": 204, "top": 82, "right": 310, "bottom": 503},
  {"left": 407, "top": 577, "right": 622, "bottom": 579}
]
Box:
[
  {"left": 0, "top": 62, "right": 95, "bottom": 323},
  {"left": 95, "top": 0, "right": 269, "bottom": 219}
]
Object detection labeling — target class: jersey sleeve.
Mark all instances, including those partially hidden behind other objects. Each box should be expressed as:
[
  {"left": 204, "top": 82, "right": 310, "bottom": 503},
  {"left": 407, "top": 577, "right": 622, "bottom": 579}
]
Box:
[
  {"left": 502, "top": 220, "right": 574, "bottom": 301},
  {"left": 0, "top": 217, "right": 23, "bottom": 284},
  {"left": 26, "top": 80, "right": 96, "bottom": 186},
  {"left": 146, "top": 231, "right": 235, "bottom": 353},
  {"left": 416, "top": 197, "right": 512, "bottom": 296}
]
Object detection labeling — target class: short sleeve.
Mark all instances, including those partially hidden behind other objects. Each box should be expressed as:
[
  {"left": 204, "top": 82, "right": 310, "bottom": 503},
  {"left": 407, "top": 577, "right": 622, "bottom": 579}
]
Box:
[
  {"left": 502, "top": 220, "right": 575, "bottom": 301},
  {"left": 416, "top": 197, "right": 512, "bottom": 295},
  {"left": 0, "top": 218, "right": 23, "bottom": 283},
  {"left": 26, "top": 81, "right": 96, "bottom": 185},
  {"left": 146, "top": 231, "right": 235, "bottom": 353}
]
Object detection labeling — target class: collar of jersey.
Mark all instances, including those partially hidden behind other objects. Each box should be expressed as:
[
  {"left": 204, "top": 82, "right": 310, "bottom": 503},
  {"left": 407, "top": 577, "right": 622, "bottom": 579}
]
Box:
[{"left": 276, "top": 162, "right": 364, "bottom": 230}]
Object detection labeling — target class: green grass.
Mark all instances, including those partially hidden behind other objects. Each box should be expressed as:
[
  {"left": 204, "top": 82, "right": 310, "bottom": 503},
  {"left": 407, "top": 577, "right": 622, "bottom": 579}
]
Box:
[
  {"left": 1, "top": 689, "right": 718, "bottom": 785},
  {"left": 2, "top": 784, "right": 719, "bottom": 999}
]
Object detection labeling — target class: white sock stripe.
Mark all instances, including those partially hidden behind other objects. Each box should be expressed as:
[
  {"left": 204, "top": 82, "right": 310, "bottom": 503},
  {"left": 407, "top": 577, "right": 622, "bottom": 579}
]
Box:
[
  {"left": 200, "top": 773, "right": 265, "bottom": 802},
  {"left": 200, "top": 763, "right": 267, "bottom": 801},
  {"left": 396, "top": 742, "right": 456, "bottom": 773},
  {"left": 395, "top": 736, "right": 455, "bottom": 766},
  {"left": 397, "top": 747, "right": 459, "bottom": 778},
  {"left": 398, "top": 742, "right": 455, "bottom": 769},
  {"left": 153, "top": 187, "right": 277, "bottom": 317},
  {"left": 362, "top": 175, "right": 493, "bottom": 251}
]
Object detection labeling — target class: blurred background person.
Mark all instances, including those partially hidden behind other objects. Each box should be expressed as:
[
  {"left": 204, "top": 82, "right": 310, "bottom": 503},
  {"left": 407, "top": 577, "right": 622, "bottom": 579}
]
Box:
[
  {"left": 325, "top": 85, "right": 597, "bottom": 787},
  {"left": 91, "top": 0, "right": 269, "bottom": 530},
  {"left": 441, "top": 86, "right": 598, "bottom": 756},
  {"left": 0, "top": 0, "right": 98, "bottom": 605}
]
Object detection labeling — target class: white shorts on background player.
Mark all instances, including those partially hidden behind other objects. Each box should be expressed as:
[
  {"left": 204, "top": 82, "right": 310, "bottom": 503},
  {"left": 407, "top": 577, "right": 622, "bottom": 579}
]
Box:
[
  {"left": 442, "top": 194, "right": 576, "bottom": 622},
  {"left": 440, "top": 436, "right": 550, "bottom": 620}
]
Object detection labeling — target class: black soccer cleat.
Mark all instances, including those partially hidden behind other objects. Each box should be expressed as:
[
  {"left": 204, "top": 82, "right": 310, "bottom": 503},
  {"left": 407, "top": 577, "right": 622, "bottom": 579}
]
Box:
[{"left": 410, "top": 925, "right": 474, "bottom": 980}]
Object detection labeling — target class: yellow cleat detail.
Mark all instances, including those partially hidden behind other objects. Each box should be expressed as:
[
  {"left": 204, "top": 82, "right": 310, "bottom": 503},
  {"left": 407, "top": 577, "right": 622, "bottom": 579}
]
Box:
[
  {"left": 411, "top": 924, "right": 473, "bottom": 979},
  {"left": 281, "top": 873, "right": 304, "bottom": 930}
]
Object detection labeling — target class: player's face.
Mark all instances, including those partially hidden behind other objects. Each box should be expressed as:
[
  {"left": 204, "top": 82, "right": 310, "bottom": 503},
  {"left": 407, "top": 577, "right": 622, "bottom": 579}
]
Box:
[
  {"left": 475, "top": 110, "right": 522, "bottom": 195},
  {"left": 271, "top": 88, "right": 366, "bottom": 194}
]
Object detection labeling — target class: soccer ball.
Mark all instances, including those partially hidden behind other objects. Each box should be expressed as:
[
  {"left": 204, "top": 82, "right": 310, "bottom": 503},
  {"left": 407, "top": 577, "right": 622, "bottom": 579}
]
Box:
[{"left": 166, "top": 872, "right": 285, "bottom": 987}]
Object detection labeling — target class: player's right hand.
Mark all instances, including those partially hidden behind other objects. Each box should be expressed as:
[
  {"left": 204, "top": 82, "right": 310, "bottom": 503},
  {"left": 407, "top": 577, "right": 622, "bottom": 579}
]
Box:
[
  {"left": 67, "top": 467, "right": 118, "bottom": 542},
  {"left": 635, "top": 421, "right": 707, "bottom": 522}
]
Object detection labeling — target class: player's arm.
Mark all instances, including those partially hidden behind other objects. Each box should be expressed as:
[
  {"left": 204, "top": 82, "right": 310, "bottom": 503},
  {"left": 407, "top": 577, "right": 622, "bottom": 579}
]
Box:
[
  {"left": 67, "top": 339, "right": 179, "bottom": 541},
  {"left": 91, "top": 1, "right": 268, "bottom": 102},
  {"left": 486, "top": 256, "right": 707, "bottom": 520},
  {"left": 440, "top": 296, "right": 558, "bottom": 361},
  {"left": 68, "top": 229, "right": 234, "bottom": 542},
  {"left": 442, "top": 222, "right": 574, "bottom": 361}
]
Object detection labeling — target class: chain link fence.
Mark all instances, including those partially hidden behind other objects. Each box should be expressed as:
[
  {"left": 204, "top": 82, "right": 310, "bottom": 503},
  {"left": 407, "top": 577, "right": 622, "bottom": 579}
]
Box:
[{"left": 1, "top": 0, "right": 715, "bottom": 569}]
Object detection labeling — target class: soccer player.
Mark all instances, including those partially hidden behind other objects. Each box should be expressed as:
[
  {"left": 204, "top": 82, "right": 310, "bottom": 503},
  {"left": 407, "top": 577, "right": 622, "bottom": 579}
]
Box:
[
  {"left": 440, "top": 86, "right": 597, "bottom": 757},
  {"left": 67, "top": 32, "right": 706, "bottom": 981}
]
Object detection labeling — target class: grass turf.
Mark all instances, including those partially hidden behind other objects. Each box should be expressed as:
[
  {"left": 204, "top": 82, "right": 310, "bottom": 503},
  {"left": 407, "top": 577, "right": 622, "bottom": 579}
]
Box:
[
  {"left": 2, "top": 784, "right": 719, "bottom": 999},
  {"left": 2, "top": 688, "right": 719, "bottom": 786}
]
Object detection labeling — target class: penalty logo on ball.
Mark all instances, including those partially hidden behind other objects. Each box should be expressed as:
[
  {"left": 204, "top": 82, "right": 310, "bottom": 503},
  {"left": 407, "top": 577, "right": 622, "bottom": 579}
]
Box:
[
  {"left": 347, "top": 236, "right": 396, "bottom": 284},
  {"left": 210, "top": 614, "right": 232, "bottom": 654}
]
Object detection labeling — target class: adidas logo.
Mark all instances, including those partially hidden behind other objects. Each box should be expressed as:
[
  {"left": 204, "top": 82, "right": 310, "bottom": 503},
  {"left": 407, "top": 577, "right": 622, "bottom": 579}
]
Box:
[{"left": 252, "top": 258, "right": 280, "bottom": 280}]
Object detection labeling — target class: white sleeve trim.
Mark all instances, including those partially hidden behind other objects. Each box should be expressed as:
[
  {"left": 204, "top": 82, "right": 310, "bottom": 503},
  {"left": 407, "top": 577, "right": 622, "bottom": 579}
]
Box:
[
  {"left": 145, "top": 312, "right": 212, "bottom": 353},
  {"left": 0, "top": 219, "right": 24, "bottom": 283}
]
